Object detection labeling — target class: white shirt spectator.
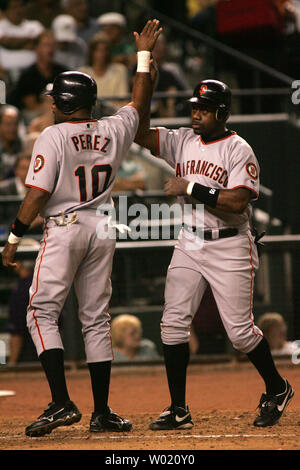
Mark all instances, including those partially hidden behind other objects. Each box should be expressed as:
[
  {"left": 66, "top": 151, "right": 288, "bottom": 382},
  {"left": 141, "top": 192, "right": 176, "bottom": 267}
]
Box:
[
  {"left": 0, "top": 17, "right": 44, "bottom": 79},
  {"left": 52, "top": 15, "right": 87, "bottom": 70},
  {"left": 271, "top": 341, "right": 300, "bottom": 357}
]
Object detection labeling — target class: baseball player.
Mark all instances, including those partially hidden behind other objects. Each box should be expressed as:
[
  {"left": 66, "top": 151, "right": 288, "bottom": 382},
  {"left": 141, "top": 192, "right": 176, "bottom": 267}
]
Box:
[
  {"left": 134, "top": 79, "right": 294, "bottom": 429},
  {"left": 1, "top": 19, "right": 162, "bottom": 437}
]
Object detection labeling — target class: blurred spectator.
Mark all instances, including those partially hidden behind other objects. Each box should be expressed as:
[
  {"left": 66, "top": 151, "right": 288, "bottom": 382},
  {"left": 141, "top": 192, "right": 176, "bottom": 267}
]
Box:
[
  {"left": 283, "top": 0, "right": 298, "bottom": 33},
  {"left": 111, "top": 314, "right": 159, "bottom": 361},
  {"left": 97, "top": 12, "right": 136, "bottom": 67},
  {"left": 28, "top": 93, "right": 53, "bottom": 134},
  {"left": 89, "top": 0, "right": 115, "bottom": 17},
  {"left": 290, "top": 0, "right": 300, "bottom": 31},
  {"left": 8, "top": 30, "right": 66, "bottom": 122},
  {"left": 151, "top": 34, "right": 190, "bottom": 117},
  {"left": 153, "top": 34, "right": 190, "bottom": 90},
  {"left": 187, "top": 0, "right": 217, "bottom": 36},
  {"left": 22, "top": 131, "right": 39, "bottom": 157},
  {"left": 0, "top": 104, "right": 22, "bottom": 179},
  {"left": 152, "top": 0, "right": 187, "bottom": 24},
  {"left": 6, "top": 259, "right": 34, "bottom": 365},
  {"left": 79, "top": 33, "right": 129, "bottom": 110},
  {"left": 257, "top": 312, "right": 299, "bottom": 356},
  {"left": 0, "top": 152, "right": 43, "bottom": 229},
  {"left": 113, "top": 156, "right": 146, "bottom": 192},
  {"left": 25, "top": 0, "right": 62, "bottom": 29},
  {"left": 281, "top": 0, "right": 300, "bottom": 76},
  {"left": 0, "top": 0, "right": 44, "bottom": 82},
  {"left": 52, "top": 14, "right": 87, "bottom": 69},
  {"left": 0, "top": 154, "right": 29, "bottom": 195},
  {"left": 61, "top": 0, "right": 100, "bottom": 44}
]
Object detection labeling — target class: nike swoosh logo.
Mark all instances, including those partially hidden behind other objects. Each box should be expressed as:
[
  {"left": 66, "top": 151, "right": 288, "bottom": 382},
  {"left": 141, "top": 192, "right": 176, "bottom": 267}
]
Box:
[
  {"left": 107, "top": 419, "right": 123, "bottom": 428},
  {"left": 175, "top": 413, "right": 189, "bottom": 423},
  {"left": 41, "top": 408, "right": 65, "bottom": 422},
  {"left": 277, "top": 391, "right": 291, "bottom": 412}
]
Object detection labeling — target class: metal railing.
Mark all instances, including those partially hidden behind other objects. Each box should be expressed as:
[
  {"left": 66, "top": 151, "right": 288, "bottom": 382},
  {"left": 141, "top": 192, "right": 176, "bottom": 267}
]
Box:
[
  {"left": 96, "top": 87, "right": 293, "bottom": 116},
  {"left": 96, "top": 88, "right": 292, "bottom": 103},
  {"left": 125, "top": 0, "right": 294, "bottom": 86},
  {"left": 0, "top": 235, "right": 299, "bottom": 361},
  {"left": 119, "top": 0, "right": 296, "bottom": 115}
]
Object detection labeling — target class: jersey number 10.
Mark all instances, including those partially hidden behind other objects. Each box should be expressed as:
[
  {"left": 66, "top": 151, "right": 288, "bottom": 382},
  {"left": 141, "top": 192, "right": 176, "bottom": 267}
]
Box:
[{"left": 74, "top": 164, "right": 112, "bottom": 201}]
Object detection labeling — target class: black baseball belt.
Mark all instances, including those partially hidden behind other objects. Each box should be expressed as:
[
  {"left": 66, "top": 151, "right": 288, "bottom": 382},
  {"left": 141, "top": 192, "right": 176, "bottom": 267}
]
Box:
[{"left": 183, "top": 225, "right": 238, "bottom": 240}]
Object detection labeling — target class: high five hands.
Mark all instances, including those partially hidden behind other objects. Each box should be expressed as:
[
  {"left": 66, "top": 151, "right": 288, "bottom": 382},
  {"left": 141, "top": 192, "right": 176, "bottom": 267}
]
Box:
[{"left": 134, "top": 19, "right": 162, "bottom": 52}]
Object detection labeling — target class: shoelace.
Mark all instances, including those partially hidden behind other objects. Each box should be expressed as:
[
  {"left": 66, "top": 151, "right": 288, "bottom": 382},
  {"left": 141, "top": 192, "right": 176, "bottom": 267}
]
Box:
[
  {"left": 258, "top": 394, "right": 277, "bottom": 413},
  {"left": 38, "top": 402, "right": 56, "bottom": 419},
  {"left": 159, "top": 406, "right": 172, "bottom": 416},
  {"left": 109, "top": 411, "right": 126, "bottom": 421}
]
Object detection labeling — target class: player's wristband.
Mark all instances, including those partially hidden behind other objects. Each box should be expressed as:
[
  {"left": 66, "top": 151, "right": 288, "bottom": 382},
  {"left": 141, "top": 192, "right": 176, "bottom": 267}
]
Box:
[
  {"left": 8, "top": 232, "right": 21, "bottom": 244},
  {"left": 11, "top": 217, "right": 30, "bottom": 237},
  {"left": 137, "top": 50, "right": 151, "bottom": 73},
  {"left": 187, "top": 182, "right": 220, "bottom": 208},
  {"left": 186, "top": 182, "right": 194, "bottom": 196}
]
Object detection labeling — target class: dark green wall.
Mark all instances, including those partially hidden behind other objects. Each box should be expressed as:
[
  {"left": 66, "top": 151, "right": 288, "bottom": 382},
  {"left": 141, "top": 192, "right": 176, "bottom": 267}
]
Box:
[{"left": 228, "top": 119, "right": 299, "bottom": 229}]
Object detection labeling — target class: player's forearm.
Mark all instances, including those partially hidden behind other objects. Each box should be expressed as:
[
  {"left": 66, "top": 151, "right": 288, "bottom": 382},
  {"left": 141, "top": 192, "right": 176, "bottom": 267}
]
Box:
[
  {"left": 16, "top": 188, "right": 49, "bottom": 226},
  {"left": 132, "top": 66, "right": 159, "bottom": 153},
  {"left": 134, "top": 116, "right": 150, "bottom": 144},
  {"left": 131, "top": 71, "right": 153, "bottom": 120},
  {"left": 214, "top": 189, "right": 249, "bottom": 213},
  {"left": 134, "top": 73, "right": 158, "bottom": 153},
  {"left": 189, "top": 184, "right": 249, "bottom": 213},
  {"left": 165, "top": 178, "right": 250, "bottom": 213},
  {"left": 190, "top": 185, "right": 250, "bottom": 213},
  {"left": 133, "top": 90, "right": 154, "bottom": 149}
]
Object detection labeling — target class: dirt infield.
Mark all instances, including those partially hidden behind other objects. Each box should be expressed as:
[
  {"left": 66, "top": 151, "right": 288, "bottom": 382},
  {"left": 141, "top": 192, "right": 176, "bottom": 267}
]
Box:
[{"left": 0, "top": 362, "right": 300, "bottom": 450}]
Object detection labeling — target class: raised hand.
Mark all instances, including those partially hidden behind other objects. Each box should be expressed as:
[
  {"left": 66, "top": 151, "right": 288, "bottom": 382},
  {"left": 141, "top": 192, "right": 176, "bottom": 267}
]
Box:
[{"left": 133, "top": 19, "right": 162, "bottom": 52}]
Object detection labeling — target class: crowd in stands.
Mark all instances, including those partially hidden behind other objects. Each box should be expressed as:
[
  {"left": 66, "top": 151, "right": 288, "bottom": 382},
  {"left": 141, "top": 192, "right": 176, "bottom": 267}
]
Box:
[
  {"left": 0, "top": 0, "right": 298, "bottom": 198},
  {"left": 0, "top": 0, "right": 194, "bottom": 204}
]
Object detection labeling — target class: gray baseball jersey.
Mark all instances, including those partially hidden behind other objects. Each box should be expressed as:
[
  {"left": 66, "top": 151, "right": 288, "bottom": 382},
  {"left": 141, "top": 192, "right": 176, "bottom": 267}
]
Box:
[
  {"left": 155, "top": 126, "right": 263, "bottom": 354},
  {"left": 26, "top": 105, "right": 139, "bottom": 361},
  {"left": 26, "top": 105, "right": 139, "bottom": 217},
  {"left": 156, "top": 127, "right": 259, "bottom": 230}
]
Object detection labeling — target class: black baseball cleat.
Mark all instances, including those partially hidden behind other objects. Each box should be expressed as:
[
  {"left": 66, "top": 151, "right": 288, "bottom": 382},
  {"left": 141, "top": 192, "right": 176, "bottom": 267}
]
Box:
[
  {"left": 89, "top": 407, "right": 132, "bottom": 432},
  {"left": 25, "top": 400, "right": 82, "bottom": 437},
  {"left": 253, "top": 379, "right": 294, "bottom": 427},
  {"left": 149, "top": 405, "right": 194, "bottom": 430}
]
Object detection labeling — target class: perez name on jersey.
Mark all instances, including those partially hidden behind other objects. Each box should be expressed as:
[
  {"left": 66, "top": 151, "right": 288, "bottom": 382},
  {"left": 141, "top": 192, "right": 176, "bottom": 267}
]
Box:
[{"left": 71, "top": 134, "right": 111, "bottom": 153}]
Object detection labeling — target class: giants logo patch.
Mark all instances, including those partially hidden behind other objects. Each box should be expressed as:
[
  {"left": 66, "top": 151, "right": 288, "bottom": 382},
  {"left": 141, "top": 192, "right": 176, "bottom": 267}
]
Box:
[
  {"left": 34, "top": 155, "right": 45, "bottom": 173},
  {"left": 199, "top": 84, "right": 208, "bottom": 95},
  {"left": 245, "top": 162, "right": 258, "bottom": 180}
]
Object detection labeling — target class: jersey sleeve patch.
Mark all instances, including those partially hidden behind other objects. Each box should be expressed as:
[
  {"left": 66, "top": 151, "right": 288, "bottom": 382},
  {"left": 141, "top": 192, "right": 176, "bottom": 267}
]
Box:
[
  {"left": 33, "top": 154, "right": 45, "bottom": 173},
  {"left": 245, "top": 162, "right": 258, "bottom": 181}
]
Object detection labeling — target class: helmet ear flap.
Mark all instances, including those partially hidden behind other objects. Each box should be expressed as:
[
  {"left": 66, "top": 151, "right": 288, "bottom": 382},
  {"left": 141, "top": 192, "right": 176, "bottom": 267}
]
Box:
[{"left": 216, "top": 108, "right": 229, "bottom": 122}]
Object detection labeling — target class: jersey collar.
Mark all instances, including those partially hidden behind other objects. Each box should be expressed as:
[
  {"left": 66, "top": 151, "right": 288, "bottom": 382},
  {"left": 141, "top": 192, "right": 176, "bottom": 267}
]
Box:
[
  {"left": 200, "top": 130, "right": 236, "bottom": 145},
  {"left": 66, "top": 118, "right": 98, "bottom": 123}
]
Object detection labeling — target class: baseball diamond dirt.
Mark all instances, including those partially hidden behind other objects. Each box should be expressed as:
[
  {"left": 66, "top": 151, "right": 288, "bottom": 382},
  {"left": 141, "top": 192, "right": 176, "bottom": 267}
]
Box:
[{"left": 0, "top": 362, "right": 299, "bottom": 451}]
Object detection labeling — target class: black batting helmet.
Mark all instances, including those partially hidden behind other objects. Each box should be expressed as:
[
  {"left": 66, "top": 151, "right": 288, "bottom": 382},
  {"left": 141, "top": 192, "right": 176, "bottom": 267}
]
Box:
[
  {"left": 188, "top": 79, "right": 231, "bottom": 120},
  {"left": 45, "top": 71, "right": 97, "bottom": 115}
]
